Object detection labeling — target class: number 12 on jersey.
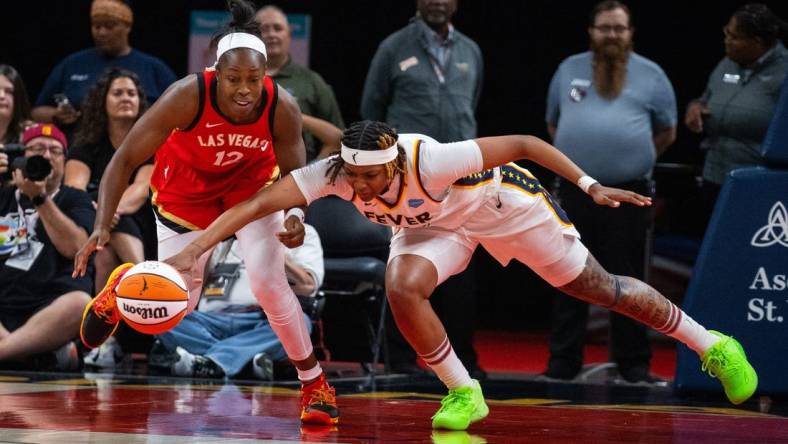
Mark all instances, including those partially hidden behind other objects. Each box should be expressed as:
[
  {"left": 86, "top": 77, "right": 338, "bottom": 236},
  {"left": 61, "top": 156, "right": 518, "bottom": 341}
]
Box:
[{"left": 214, "top": 150, "right": 243, "bottom": 167}]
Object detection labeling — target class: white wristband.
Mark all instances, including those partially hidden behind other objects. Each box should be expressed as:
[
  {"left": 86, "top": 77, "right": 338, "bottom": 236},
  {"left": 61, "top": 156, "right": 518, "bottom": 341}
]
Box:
[
  {"left": 285, "top": 207, "right": 305, "bottom": 223},
  {"left": 577, "top": 175, "right": 599, "bottom": 194}
]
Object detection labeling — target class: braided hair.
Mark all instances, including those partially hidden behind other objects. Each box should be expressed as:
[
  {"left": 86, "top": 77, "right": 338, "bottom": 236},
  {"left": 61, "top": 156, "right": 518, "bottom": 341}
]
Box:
[
  {"left": 326, "top": 120, "right": 407, "bottom": 185},
  {"left": 210, "top": 0, "right": 265, "bottom": 67}
]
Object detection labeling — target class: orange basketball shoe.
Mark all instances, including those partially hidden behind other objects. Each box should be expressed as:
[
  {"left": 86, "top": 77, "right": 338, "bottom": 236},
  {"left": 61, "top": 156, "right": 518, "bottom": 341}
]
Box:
[
  {"left": 79, "top": 263, "right": 135, "bottom": 349},
  {"left": 300, "top": 373, "right": 340, "bottom": 425}
]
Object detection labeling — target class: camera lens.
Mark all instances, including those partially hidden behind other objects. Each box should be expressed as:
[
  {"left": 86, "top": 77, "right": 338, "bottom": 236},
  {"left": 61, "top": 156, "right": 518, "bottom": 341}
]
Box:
[
  {"left": 11, "top": 155, "right": 52, "bottom": 181},
  {"left": 25, "top": 156, "right": 52, "bottom": 181}
]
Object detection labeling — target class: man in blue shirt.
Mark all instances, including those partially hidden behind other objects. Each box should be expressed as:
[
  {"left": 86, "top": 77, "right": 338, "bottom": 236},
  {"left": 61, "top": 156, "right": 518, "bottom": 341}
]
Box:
[
  {"left": 544, "top": 0, "right": 677, "bottom": 383},
  {"left": 32, "top": 0, "right": 176, "bottom": 137}
]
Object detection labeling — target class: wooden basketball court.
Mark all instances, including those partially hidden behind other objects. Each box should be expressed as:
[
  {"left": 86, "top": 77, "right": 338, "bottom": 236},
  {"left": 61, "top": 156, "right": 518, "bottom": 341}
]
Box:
[{"left": 1, "top": 367, "right": 785, "bottom": 443}]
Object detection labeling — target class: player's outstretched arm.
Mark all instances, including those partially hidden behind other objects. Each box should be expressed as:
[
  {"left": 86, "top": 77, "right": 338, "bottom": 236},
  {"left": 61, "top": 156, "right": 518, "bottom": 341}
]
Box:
[
  {"left": 163, "top": 175, "right": 308, "bottom": 275},
  {"left": 475, "top": 135, "right": 652, "bottom": 208},
  {"left": 74, "top": 76, "right": 200, "bottom": 278}
]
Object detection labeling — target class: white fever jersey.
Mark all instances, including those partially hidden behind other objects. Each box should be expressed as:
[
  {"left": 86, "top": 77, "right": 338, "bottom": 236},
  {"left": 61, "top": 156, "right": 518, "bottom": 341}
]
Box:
[{"left": 292, "top": 134, "right": 573, "bottom": 232}]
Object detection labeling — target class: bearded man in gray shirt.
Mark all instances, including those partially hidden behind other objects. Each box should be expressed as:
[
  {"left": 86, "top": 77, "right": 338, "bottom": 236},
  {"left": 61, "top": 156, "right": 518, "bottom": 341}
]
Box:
[{"left": 544, "top": 0, "right": 677, "bottom": 383}]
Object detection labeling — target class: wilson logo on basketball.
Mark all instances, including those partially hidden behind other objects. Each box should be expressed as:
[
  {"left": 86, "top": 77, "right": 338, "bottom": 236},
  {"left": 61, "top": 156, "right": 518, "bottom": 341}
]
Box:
[{"left": 121, "top": 303, "right": 169, "bottom": 320}]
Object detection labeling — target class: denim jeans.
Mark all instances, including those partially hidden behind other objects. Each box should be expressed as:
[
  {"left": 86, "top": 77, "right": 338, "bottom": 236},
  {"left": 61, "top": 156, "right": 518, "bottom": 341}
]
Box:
[{"left": 157, "top": 310, "right": 312, "bottom": 377}]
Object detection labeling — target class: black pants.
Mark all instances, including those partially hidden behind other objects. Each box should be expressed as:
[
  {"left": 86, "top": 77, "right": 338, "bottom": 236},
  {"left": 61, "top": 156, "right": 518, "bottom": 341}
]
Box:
[{"left": 547, "top": 179, "right": 654, "bottom": 374}]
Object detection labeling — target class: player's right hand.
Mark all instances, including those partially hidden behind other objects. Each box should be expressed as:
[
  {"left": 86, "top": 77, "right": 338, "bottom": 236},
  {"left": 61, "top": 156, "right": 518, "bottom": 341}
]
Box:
[{"left": 73, "top": 227, "right": 111, "bottom": 278}]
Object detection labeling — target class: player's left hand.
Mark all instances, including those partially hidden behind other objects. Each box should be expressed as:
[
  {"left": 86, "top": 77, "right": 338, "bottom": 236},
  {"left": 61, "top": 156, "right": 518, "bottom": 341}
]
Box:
[
  {"left": 277, "top": 214, "right": 305, "bottom": 248},
  {"left": 588, "top": 184, "right": 652, "bottom": 208}
]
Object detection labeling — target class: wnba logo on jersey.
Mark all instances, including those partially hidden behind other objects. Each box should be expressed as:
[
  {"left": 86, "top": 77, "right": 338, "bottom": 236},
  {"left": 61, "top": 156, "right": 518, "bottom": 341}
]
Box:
[{"left": 197, "top": 134, "right": 271, "bottom": 151}]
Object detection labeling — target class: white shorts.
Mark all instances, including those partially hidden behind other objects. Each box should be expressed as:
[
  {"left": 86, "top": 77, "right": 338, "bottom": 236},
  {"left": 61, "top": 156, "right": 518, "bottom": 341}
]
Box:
[
  {"left": 389, "top": 182, "right": 588, "bottom": 287},
  {"left": 155, "top": 210, "right": 287, "bottom": 312}
]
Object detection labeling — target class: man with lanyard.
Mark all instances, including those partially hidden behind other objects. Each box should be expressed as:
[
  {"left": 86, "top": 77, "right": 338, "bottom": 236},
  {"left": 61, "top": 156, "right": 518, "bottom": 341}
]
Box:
[
  {"left": 360, "top": 0, "right": 485, "bottom": 377},
  {"left": 0, "top": 124, "right": 95, "bottom": 370}
]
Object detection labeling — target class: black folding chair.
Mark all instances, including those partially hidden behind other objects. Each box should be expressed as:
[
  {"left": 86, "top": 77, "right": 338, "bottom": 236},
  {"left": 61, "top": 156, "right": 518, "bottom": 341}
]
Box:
[{"left": 305, "top": 196, "right": 392, "bottom": 387}]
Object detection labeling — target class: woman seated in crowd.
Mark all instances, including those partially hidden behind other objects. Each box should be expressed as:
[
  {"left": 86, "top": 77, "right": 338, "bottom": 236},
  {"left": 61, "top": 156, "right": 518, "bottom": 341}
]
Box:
[{"left": 0, "top": 64, "right": 34, "bottom": 183}]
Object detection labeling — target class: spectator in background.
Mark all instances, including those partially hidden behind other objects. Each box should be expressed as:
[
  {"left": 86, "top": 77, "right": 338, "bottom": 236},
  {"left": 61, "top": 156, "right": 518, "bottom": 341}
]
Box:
[
  {"left": 684, "top": 3, "right": 788, "bottom": 229},
  {"left": 31, "top": 0, "right": 176, "bottom": 138},
  {"left": 0, "top": 65, "right": 34, "bottom": 185},
  {"left": 256, "top": 5, "right": 345, "bottom": 161},
  {"left": 360, "top": 0, "right": 484, "bottom": 377},
  {"left": 0, "top": 65, "right": 33, "bottom": 146},
  {"left": 361, "top": 0, "right": 482, "bottom": 142},
  {"left": 544, "top": 0, "right": 677, "bottom": 383},
  {"left": 0, "top": 124, "right": 95, "bottom": 371},
  {"left": 64, "top": 68, "right": 153, "bottom": 289},
  {"left": 134, "top": 223, "right": 323, "bottom": 379}
]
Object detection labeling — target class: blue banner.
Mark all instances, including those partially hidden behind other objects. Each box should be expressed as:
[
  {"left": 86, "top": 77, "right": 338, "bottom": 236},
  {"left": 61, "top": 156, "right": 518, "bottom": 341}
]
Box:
[{"left": 675, "top": 167, "right": 788, "bottom": 396}]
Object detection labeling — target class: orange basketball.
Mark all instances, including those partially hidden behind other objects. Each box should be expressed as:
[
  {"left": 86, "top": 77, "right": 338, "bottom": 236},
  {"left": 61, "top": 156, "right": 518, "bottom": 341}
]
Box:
[{"left": 115, "top": 261, "right": 189, "bottom": 335}]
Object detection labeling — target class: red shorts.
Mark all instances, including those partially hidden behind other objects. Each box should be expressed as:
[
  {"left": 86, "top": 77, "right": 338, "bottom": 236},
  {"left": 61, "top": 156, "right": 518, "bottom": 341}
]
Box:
[{"left": 152, "top": 181, "right": 266, "bottom": 230}]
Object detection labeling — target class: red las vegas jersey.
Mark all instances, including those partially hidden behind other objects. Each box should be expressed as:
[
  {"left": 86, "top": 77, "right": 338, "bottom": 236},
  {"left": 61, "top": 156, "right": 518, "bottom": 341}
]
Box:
[{"left": 151, "top": 70, "right": 279, "bottom": 212}]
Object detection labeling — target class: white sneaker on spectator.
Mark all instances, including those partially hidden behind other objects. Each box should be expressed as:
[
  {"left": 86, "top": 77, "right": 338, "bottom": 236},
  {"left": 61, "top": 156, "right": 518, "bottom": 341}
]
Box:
[
  {"left": 172, "top": 346, "right": 196, "bottom": 377},
  {"left": 172, "top": 346, "right": 224, "bottom": 378},
  {"left": 53, "top": 341, "right": 80, "bottom": 372},
  {"left": 84, "top": 336, "right": 130, "bottom": 369},
  {"left": 252, "top": 352, "right": 274, "bottom": 381}
]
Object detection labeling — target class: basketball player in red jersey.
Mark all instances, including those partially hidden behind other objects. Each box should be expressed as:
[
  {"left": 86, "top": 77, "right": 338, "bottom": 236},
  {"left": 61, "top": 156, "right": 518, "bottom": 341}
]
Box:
[{"left": 72, "top": 0, "right": 338, "bottom": 426}]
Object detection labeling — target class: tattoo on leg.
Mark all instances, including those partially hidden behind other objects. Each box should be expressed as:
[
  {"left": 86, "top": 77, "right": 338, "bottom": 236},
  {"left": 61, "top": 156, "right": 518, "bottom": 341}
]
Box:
[{"left": 559, "top": 253, "right": 674, "bottom": 330}]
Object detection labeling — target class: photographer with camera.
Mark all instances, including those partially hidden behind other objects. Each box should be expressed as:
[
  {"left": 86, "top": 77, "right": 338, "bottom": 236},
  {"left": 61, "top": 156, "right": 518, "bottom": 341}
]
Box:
[{"left": 0, "top": 123, "right": 95, "bottom": 371}]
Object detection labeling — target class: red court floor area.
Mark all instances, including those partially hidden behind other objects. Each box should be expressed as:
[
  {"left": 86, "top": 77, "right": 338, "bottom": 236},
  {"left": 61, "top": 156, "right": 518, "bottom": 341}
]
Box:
[{"left": 1, "top": 369, "right": 786, "bottom": 443}]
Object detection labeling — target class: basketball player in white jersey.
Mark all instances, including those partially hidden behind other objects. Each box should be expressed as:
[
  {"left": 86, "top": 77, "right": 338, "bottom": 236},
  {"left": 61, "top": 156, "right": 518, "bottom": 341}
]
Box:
[{"left": 163, "top": 120, "right": 758, "bottom": 431}]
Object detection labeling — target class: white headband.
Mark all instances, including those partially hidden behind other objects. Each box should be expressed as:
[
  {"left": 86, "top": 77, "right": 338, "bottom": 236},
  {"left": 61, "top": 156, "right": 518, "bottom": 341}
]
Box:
[
  {"left": 215, "top": 32, "right": 267, "bottom": 66},
  {"left": 341, "top": 143, "right": 399, "bottom": 166}
]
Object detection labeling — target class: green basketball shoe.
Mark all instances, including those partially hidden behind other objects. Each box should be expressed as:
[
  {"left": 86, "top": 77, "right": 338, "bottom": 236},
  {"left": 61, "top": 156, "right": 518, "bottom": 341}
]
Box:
[
  {"left": 701, "top": 330, "right": 758, "bottom": 405},
  {"left": 431, "top": 379, "right": 489, "bottom": 430}
]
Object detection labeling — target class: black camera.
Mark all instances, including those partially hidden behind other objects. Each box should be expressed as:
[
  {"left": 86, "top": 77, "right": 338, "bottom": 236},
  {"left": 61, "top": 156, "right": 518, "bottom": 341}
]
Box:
[{"left": 2, "top": 143, "right": 52, "bottom": 181}]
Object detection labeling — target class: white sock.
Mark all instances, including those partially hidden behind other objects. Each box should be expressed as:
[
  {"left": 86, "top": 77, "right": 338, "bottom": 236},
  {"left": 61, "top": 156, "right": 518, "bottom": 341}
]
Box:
[
  {"left": 420, "top": 336, "right": 473, "bottom": 390},
  {"left": 297, "top": 363, "right": 323, "bottom": 383},
  {"left": 655, "top": 303, "right": 720, "bottom": 355}
]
